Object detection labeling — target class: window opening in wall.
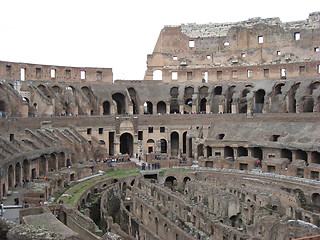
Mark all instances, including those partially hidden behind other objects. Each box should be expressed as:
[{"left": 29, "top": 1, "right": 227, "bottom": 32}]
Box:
[
  {"left": 270, "top": 134, "right": 280, "bottom": 142},
  {"left": 232, "top": 70, "right": 237, "bottom": 78},
  {"left": 20, "top": 68, "right": 26, "bottom": 81},
  {"left": 202, "top": 71, "right": 208, "bottom": 83},
  {"left": 50, "top": 68, "right": 56, "bottom": 78},
  {"left": 217, "top": 133, "right": 225, "bottom": 140},
  {"left": 80, "top": 70, "right": 86, "bottom": 80},
  {"left": 160, "top": 127, "right": 165, "bottom": 133},
  {"left": 10, "top": 134, "right": 14, "bottom": 141},
  {"left": 217, "top": 71, "right": 222, "bottom": 80},
  {"left": 173, "top": 56, "right": 178, "bottom": 60},
  {"left": 87, "top": 128, "right": 92, "bottom": 135},
  {"left": 36, "top": 68, "right": 41, "bottom": 78},
  {"left": 277, "top": 51, "right": 282, "bottom": 56},
  {"left": 215, "top": 152, "right": 221, "bottom": 156},
  {"left": 264, "top": 69, "right": 269, "bottom": 77},
  {"left": 294, "top": 32, "right": 301, "bottom": 40},
  {"left": 318, "top": 65, "right": 320, "bottom": 74},
  {"left": 153, "top": 70, "right": 162, "bottom": 80},
  {"left": 6, "top": 65, "right": 11, "bottom": 76},
  {"left": 148, "top": 127, "right": 153, "bottom": 133},
  {"left": 206, "top": 55, "right": 211, "bottom": 59},
  {"left": 66, "top": 69, "right": 71, "bottom": 78},
  {"left": 247, "top": 70, "right": 253, "bottom": 78},
  {"left": 223, "top": 41, "right": 230, "bottom": 46},
  {"left": 138, "top": 131, "right": 143, "bottom": 141},
  {"left": 98, "top": 128, "right": 103, "bottom": 134},
  {"left": 299, "top": 66, "right": 306, "bottom": 75},
  {"left": 97, "top": 71, "right": 102, "bottom": 80},
  {"left": 187, "top": 71, "right": 193, "bottom": 80},
  {"left": 280, "top": 68, "right": 286, "bottom": 79},
  {"left": 258, "top": 36, "right": 264, "bottom": 44},
  {"left": 315, "top": 47, "right": 319, "bottom": 52},
  {"left": 189, "top": 40, "right": 195, "bottom": 48},
  {"left": 172, "top": 71, "right": 178, "bottom": 80}
]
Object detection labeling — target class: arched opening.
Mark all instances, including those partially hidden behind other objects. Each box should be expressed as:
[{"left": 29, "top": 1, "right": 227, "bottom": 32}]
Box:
[
  {"left": 128, "top": 88, "right": 138, "bottom": 114},
  {"left": 206, "top": 146, "right": 212, "bottom": 158},
  {"left": 160, "top": 139, "right": 167, "bottom": 153},
  {"left": 311, "top": 193, "right": 320, "bottom": 209},
  {"left": 147, "top": 139, "right": 155, "bottom": 153},
  {"left": 81, "top": 86, "right": 90, "bottom": 98},
  {"left": 39, "top": 155, "right": 47, "bottom": 176},
  {"left": 183, "top": 177, "right": 191, "bottom": 183},
  {"left": 48, "top": 153, "right": 57, "bottom": 171},
  {"left": 0, "top": 100, "right": 7, "bottom": 116},
  {"left": 102, "top": 101, "right": 110, "bottom": 115},
  {"left": 296, "top": 149, "right": 308, "bottom": 161},
  {"left": 224, "top": 146, "right": 234, "bottom": 158},
  {"left": 255, "top": 89, "right": 265, "bottom": 113},
  {"left": 288, "top": 83, "right": 300, "bottom": 113},
  {"left": 184, "top": 98, "right": 193, "bottom": 113},
  {"left": 153, "top": 70, "right": 162, "bottom": 80},
  {"left": 171, "top": 132, "right": 179, "bottom": 157},
  {"left": 52, "top": 85, "right": 61, "bottom": 94},
  {"left": 182, "top": 131, "right": 187, "bottom": 154},
  {"left": 281, "top": 149, "right": 292, "bottom": 162},
  {"left": 188, "top": 138, "right": 193, "bottom": 157},
  {"left": 170, "top": 99, "right": 180, "bottom": 114},
  {"left": 66, "top": 159, "right": 72, "bottom": 167},
  {"left": 164, "top": 176, "right": 177, "bottom": 190},
  {"left": 197, "top": 144, "right": 204, "bottom": 157},
  {"left": 237, "top": 147, "right": 248, "bottom": 157},
  {"left": 144, "top": 101, "right": 153, "bottom": 114},
  {"left": 170, "top": 87, "right": 179, "bottom": 98},
  {"left": 58, "top": 152, "right": 66, "bottom": 169},
  {"left": 300, "top": 96, "right": 314, "bottom": 112},
  {"left": 8, "top": 165, "right": 14, "bottom": 189},
  {"left": 226, "top": 86, "right": 235, "bottom": 113},
  {"left": 15, "top": 162, "right": 21, "bottom": 187},
  {"left": 157, "top": 101, "right": 166, "bottom": 114},
  {"left": 120, "top": 133, "right": 133, "bottom": 154},
  {"left": 23, "top": 159, "right": 30, "bottom": 179},
  {"left": 199, "top": 98, "right": 207, "bottom": 113},
  {"left": 214, "top": 86, "right": 222, "bottom": 95},
  {"left": 252, "top": 147, "right": 263, "bottom": 160},
  {"left": 311, "top": 151, "right": 320, "bottom": 164},
  {"left": 112, "top": 93, "right": 126, "bottom": 114},
  {"left": 184, "top": 86, "right": 194, "bottom": 113},
  {"left": 274, "top": 83, "right": 285, "bottom": 96}
]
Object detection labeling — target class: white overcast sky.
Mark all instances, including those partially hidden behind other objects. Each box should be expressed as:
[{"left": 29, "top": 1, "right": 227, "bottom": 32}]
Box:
[{"left": 0, "top": 0, "right": 318, "bottom": 80}]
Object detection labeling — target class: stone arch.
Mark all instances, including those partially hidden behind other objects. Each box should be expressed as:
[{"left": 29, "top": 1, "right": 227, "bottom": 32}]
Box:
[
  {"left": 170, "top": 87, "right": 179, "bottom": 98},
  {"left": 300, "top": 96, "right": 314, "bottom": 112},
  {"left": 288, "top": 83, "right": 300, "bottom": 113},
  {"left": 153, "top": 70, "right": 162, "bottom": 80},
  {"left": 311, "top": 193, "right": 320, "bottom": 209},
  {"left": 254, "top": 89, "right": 265, "bottom": 113},
  {"left": 197, "top": 144, "right": 204, "bottom": 157},
  {"left": 311, "top": 151, "right": 320, "bottom": 164},
  {"left": 281, "top": 149, "right": 292, "bottom": 161},
  {"left": 160, "top": 139, "right": 167, "bottom": 153},
  {"left": 164, "top": 176, "right": 177, "bottom": 189},
  {"left": 15, "top": 162, "right": 21, "bottom": 187},
  {"left": 8, "top": 165, "right": 14, "bottom": 189},
  {"left": 170, "top": 131, "right": 179, "bottom": 157},
  {"left": 237, "top": 147, "right": 248, "bottom": 157},
  {"left": 214, "top": 86, "right": 222, "bottom": 96},
  {"left": 157, "top": 101, "right": 166, "bottom": 114},
  {"left": 183, "top": 176, "right": 191, "bottom": 183},
  {"left": 0, "top": 100, "right": 7, "bottom": 114},
  {"left": 147, "top": 139, "right": 155, "bottom": 153},
  {"left": 199, "top": 98, "right": 207, "bottom": 113},
  {"left": 296, "top": 149, "right": 308, "bottom": 161},
  {"left": 112, "top": 93, "right": 126, "bottom": 114},
  {"left": 143, "top": 101, "right": 153, "bottom": 114},
  {"left": 224, "top": 146, "right": 234, "bottom": 158},
  {"left": 226, "top": 86, "right": 236, "bottom": 113},
  {"left": 252, "top": 147, "right": 263, "bottom": 160},
  {"left": 273, "top": 83, "right": 285, "bottom": 96},
  {"left": 23, "top": 159, "right": 30, "bottom": 179},
  {"left": 81, "top": 86, "right": 90, "bottom": 98},
  {"left": 128, "top": 88, "right": 139, "bottom": 114},
  {"left": 52, "top": 85, "right": 61, "bottom": 93},
  {"left": 120, "top": 133, "right": 133, "bottom": 154},
  {"left": 102, "top": 101, "right": 110, "bottom": 115},
  {"left": 39, "top": 155, "right": 47, "bottom": 176},
  {"left": 170, "top": 99, "right": 180, "bottom": 114},
  {"left": 48, "top": 153, "right": 57, "bottom": 171},
  {"left": 182, "top": 131, "right": 187, "bottom": 154},
  {"left": 58, "top": 152, "right": 66, "bottom": 169}
]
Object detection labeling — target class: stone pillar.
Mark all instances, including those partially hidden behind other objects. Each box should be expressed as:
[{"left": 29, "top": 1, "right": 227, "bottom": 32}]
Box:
[
  {"left": 133, "top": 134, "right": 138, "bottom": 156},
  {"left": 231, "top": 104, "right": 237, "bottom": 114},
  {"left": 128, "top": 105, "right": 133, "bottom": 115},
  {"left": 166, "top": 104, "right": 170, "bottom": 114},
  {"left": 153, "top": 104, "right": 157, "bottom": 115},
  {"left": 179, "top": 104, "right": 184, "bottom": 114},
  {"left": 114, "top": 134, "right": 120, "bottom": 155},
  {"left": 206, "top": 103, "right": 210, "bottom": 113}
]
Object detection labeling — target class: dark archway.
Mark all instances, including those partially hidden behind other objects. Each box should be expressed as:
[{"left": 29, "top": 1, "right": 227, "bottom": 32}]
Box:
[
  {"left": 112, "top": 93, "right": 126, "bottom": 114},
  {"left": 157, "top": 101, "right": 166, "bottom": 114},
  {"left": 103, "top": 101, "right": 110, "bottom": 115},
  {"left": 120, "top": 133, "right": 133, "bottom": 155},
  {"left": 160, "top": 139, "right": 167, "bottom": 153},
  {"left": 252, "top": 147, "right": 263, "bottom": 160},
  {"left": 199, "top": 98, "right": 207, "bottom": 113},
  {"left": 164, "top": 176, "right": 177, "bottom": 190},
  {"left": 15, "top": 162, "right": 21, "bottom": 187},
  {"left": 224, "top": 146, "right": 234, "bottom": 158},
  {"left": 8, "top": 165, "right": 14, "bottom": 189},
  {"left": 0, "top": 100, "right": 7, "bottom": 116},
  {"left": 296, "top": 149, "right": 308, "bottom": 161},
  {"left": 311, "top": 151, "right": 320, "bottom": 164},
  {"left": 281, "top": 149, "right": 292, "bottom": 161},
  {"left": 183, "top": 131, "right": 187, "bottom": 154},
  {"left": 171, "top": 132, "right": 179, "bottom": 156},
  {"left": 237, "top": 147, "right": 248, "bottom": 157},
  {"left": 144, "top": 101, "right": 153, "bottom": 114},
  {"left": 255, "top": 89, "right": 265, "bottom": 113}
]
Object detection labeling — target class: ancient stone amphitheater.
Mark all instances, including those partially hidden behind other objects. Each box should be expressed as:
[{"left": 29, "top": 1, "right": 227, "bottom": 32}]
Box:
[{"left": 0, "top": 12, "right": 320, "bottom": 240}]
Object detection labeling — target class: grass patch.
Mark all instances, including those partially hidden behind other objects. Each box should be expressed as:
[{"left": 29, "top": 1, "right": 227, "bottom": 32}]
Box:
[{"left": 57, "top": 169, "right": 139, "bottom": 205}]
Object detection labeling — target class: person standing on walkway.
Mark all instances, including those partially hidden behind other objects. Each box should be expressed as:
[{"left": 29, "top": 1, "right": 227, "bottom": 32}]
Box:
[{"left": 0, "top": 202, "right": 4, "bottom": 216}]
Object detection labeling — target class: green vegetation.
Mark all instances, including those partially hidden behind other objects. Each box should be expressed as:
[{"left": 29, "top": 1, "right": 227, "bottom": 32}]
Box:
[
  {"left": 56, "top": 169, "right": 140, "bottom": 205},
  {"left": 158, "top": 168, "right": 192, "bottom": 177}
]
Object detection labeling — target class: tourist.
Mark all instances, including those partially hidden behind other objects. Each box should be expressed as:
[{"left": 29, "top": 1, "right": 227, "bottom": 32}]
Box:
[{"left": 0, "top": 202, "right": 4, "bottom": 216}]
